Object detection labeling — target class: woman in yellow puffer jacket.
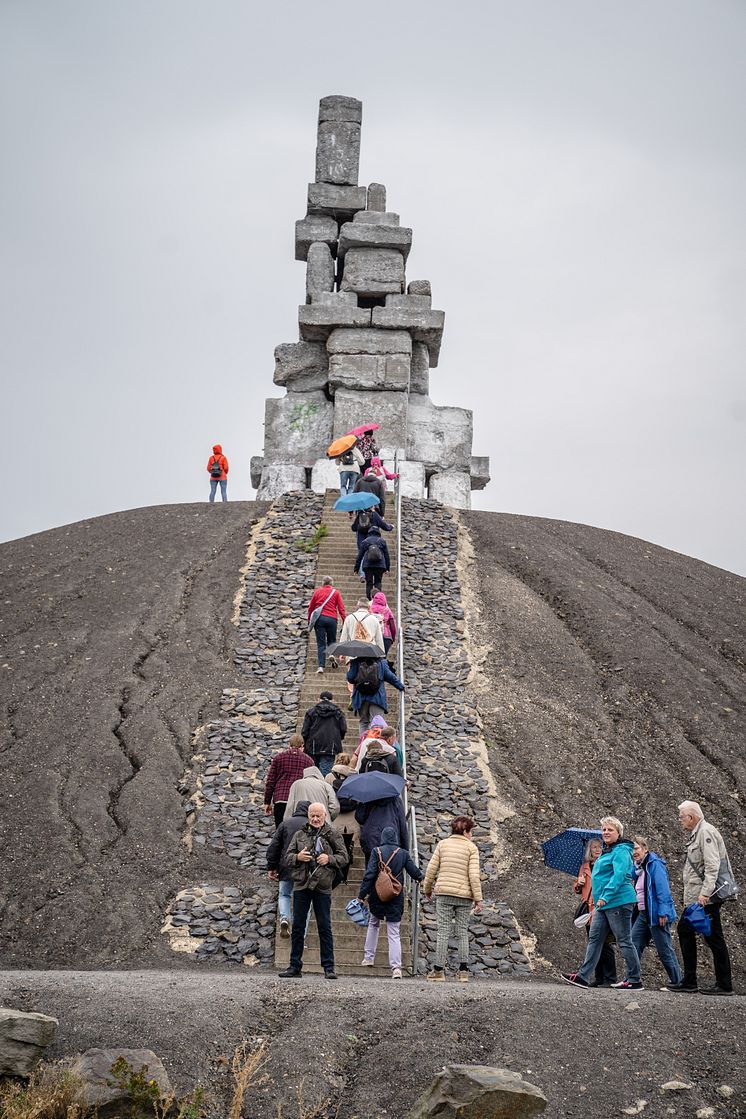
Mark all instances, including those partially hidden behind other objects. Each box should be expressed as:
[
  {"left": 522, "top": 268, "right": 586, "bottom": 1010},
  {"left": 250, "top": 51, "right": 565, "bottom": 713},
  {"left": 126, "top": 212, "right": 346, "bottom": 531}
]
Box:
[{"left": 422, "top": 816, "right": 483, "bottom": 982}]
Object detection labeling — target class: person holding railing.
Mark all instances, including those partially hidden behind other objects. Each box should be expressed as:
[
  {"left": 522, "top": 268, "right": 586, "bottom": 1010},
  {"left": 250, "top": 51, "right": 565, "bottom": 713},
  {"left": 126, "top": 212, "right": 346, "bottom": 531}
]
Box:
[{"left": 358, "top": 825, "right": 423, "bottom": 980}]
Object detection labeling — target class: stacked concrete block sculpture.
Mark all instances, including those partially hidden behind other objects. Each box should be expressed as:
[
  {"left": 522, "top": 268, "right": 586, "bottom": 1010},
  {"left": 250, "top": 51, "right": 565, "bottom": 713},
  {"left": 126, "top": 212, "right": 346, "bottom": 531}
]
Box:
[{"left": 255, "top": 95, "right": 489, "bottom": 507}]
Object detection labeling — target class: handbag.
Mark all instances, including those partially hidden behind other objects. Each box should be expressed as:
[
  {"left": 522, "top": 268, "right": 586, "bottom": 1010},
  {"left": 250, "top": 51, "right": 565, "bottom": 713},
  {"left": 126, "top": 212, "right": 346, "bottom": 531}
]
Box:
[
  {"left": 308, "top": 588, "right": 336, "bottom": 631},
  {"left": 375, "top": 847, "right": 403, "bottom": 903},
  {"left": 686, "top": 853, "right": 739, "bottom": 902}
]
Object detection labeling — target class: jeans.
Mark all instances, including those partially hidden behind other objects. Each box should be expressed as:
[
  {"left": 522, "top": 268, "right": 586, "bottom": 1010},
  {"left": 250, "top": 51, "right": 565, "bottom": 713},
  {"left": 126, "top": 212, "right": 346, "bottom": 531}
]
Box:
[
  {"left": 578, "top": 903, "right": 640, "bottom": 984},
  {"left": 358, "top": 700, "right": 385, "bottom": 736},
  {"left": 314, "top": 616, "right": 337, "bottom": 668},
  {"left": 584, "top": 924, "right": 617, "bottom": 985},
  {"left": 339, "top": 470, "right": 357, "bottom": 495},
  {"left": 365, "top": 568, "right": 383, "bottom": 600},
  {"left": 209, "top": 479, "right": 227, "bottom": 502},
  {"left": 363, "top": 917, "right": 402, "bottom": 969},
  {"left": 315, "top": 755, "right": 334, "bottom": 777},
  {"left": 383, "top": 636, "right": 393, "bottom": 656},
  {"left": 678, "top": 902, "right": 732, "bottom": 990},
  {"left": 278, "top": 879, "right": 312, "bottom": 935},
  {"left": 290, "top": 889, "right": 334, "bottom": 972},
  {"left": 631, "top": 910, "right": 682, "bottom": 985}
]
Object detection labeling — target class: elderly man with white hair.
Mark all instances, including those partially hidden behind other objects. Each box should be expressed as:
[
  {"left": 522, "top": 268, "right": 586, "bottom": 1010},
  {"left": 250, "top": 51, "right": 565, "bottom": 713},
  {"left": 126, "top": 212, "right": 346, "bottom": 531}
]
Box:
[{"left": 670, "top": 800, "right": 735, "bottom": 995}]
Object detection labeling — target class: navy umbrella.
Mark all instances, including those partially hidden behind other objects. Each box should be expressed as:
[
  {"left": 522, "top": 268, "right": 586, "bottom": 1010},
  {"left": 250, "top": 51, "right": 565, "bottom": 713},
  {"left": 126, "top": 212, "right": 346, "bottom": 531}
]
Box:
[
  {"left": 336, "top": 771, "right": 404, "bottom": 804},
  {"left": 541, "top": 828, "right": 603, "bottom": 877}
]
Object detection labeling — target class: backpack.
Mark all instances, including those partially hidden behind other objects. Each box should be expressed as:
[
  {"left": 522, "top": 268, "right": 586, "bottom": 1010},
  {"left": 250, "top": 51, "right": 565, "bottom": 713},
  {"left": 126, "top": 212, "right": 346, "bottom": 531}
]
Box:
[
  {"left": 353, "top": 614, "right": 372, "bottom": 642},
  {"left": 375, "top": 847, "right": 402, "bottom": 903},
  {"left": 356, "top": 510, "right": 371, "bottom": 532},
  {"left": 366, "top": 543, "right": 384, "bottom": 567},
  {"left": 355, "top": 658, "right": 380, "bottom": 696},
  {"left": 210, "top": 457, "right": 223, "bottom": 478},
  {"left": 361, "top": 754, "right": 391, "bottom": 775},
  {"left": 332, "top": 773, "right": 358, "bottom": 815},
  {"left": 341, "top": 449, "right": 355, "bottom": 466}
]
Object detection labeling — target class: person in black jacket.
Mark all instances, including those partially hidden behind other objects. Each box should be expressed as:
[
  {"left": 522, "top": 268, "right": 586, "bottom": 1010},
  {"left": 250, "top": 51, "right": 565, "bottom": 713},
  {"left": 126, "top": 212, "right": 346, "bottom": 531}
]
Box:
[
  {"left": 266, "top": 799, "right": 312, "bottom": 940},
  {"left": 354, "top": 527, "right": 390, "bottom": 601},
  {"left": 300, "top": 691, "right": 347, "bottom": 777},
  {"left": 351, "top": 508, "right": 393, "bottom": 553},
  {"left": 358, "top": 825, "right": 423, "bottom": 978},
  {"left": 356, "top": 796, "right": 408, "bottom": 863},
  {"left": 354, "top": 472, "right": 387, "bottom": 518}
]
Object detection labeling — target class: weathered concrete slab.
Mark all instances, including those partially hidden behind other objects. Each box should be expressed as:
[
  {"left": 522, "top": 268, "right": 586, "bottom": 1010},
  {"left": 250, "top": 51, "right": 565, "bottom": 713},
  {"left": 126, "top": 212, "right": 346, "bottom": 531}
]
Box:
[
  {"left": 410, "top": 342, "right": 430, "bottom": 395},
  {"left": 407, "top": 395, "right": 472, "bottom": 471},
  {"left": 353, "top": 210, "right": 400, "bottom": 226},
  {"left": 470, "top": 455, "right": 490, "bottom": 490},
  {"left": 250, "top": 455, "right": 264, "bottom": 489},
  {"left": 396, "top": 458, "right": 426, "bottom": 499},
  {"left": 307, "top": 182, "right": 367, "bottom": 217},
  {"left": 0, "top": 1007, "right": 58, "bottom": 1076},
  {"left": 306, "top": 242, "right": 335, "bottom": 302},
  {"left": 327, "top": 328, "right": 412, "bottom": 355},
  {"left": 263, "top": 391, "right": 333, "bottom": 466},
  {"left": 311, "top": 457, "right": 340, "bottom": 494},
  {"left": 338, "top": 221, "right": 412, "bottom": 260},
  {"left": 341, "top": 248, "right": 405, "bottom": 296},
  {"left": 385, "top": 292, "right": 432, "bottom": 309},
  {"left": 298, "top": 301, "right": 371, "bottom": 341},
  {"left": 332, "top": 388, "right": 409, "bottom": 449},
  {"left": 256, "top": 463, "right": 307, "bottom": 500},
  {"left": 318, "top": 95, "right": 363, "bottom": 124},
  {"left": 72, "top": 1048, "right": 173, "bottom": 1117},
  {"left": 408, "top": 279, "right": 432, "bottom": 296},
  {"left": 427, "top": 470, "right": 472, "bottom": 509},
  {"left": 315, "top": 121, "right": 361, "bottom": 185},
  {"left": 328, "top": 352, "right": 410, "bottom": 393},
  {"left": 371, "top": 305, "right": 444, "bottom": 364},
  {"left": 294, "top": 215, "right": 338, "bottom": 262},
  {"left": 367, "top": 182, "right": 387, "bottom": 211},
  {"left": 310, "top": 291, "right": 358, "bottom": 306},
  {"left": 273, "top": 341, "right": 329, "bottom": 392}
]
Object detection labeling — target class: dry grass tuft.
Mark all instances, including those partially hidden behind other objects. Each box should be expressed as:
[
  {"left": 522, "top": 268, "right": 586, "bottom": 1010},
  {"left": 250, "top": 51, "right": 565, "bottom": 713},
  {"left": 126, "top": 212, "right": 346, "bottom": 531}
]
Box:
[
  {"left": 227, "top": 1039, "right": 269, "bottom": 1119},
  {"left": 0, "top": 1064, "right": 88, "bottom": 1119}
]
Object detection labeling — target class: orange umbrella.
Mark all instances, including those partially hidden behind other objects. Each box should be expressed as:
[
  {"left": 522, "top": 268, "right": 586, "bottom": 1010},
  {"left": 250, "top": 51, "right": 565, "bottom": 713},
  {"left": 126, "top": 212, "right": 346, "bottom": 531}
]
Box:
[{"left": 327, "top": 434, "right": 358, "bottom": 459}]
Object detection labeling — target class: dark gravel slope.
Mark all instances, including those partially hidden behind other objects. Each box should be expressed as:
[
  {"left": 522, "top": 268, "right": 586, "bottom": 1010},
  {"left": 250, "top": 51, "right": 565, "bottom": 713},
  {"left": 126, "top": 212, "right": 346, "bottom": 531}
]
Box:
[
  {"left": 462, "top": 511, "right": 746, "bottom": 983},
  {"left": 0, "top": 503, "right": 262, "bottom": 967}
]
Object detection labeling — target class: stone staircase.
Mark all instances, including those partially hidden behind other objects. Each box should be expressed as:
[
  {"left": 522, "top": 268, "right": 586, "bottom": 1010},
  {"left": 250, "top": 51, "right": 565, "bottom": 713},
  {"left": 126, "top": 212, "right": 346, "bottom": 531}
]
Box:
[{"left": 274, "top": 486, "right": 411, "bottom": 977}]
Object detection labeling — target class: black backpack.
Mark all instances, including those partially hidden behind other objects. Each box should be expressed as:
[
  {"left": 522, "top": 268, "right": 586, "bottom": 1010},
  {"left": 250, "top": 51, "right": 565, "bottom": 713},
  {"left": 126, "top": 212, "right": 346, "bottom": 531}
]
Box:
[
  {"left": 366, "top": 543, "right": 384, "bottom": 566},
  {"left": 356, "top": 510, "right": 372, "bottom": 532},
  {"left": 332, "top": 773, "right": 358, "bottom": 815},
  {"left": 361, "top": 755, "right": 390, "bottom": 775},
  {"left": 341, "top": 449, "right": 355, "bottom": 466},
  {"left": 356, "top": 658, "right": 380, "bottom": 696},
  {"left": 210, "top": 457, "right": 223, "bottom": 478}
]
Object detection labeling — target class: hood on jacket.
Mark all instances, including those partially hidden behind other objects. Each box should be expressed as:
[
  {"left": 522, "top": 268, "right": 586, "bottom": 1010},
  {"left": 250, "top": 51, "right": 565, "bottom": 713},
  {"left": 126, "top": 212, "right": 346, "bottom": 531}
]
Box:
[
  {"left": 604, "top": 838, "right": 634, "bottom": 853},
  {"left": 380, "top": 826, "right": 399, "bottom": 845},
  {"left": 365, "top": 742, "right": 395, "bottom": 757},
  {"left": 213, "top": 444, "right": 222, "bottom": 454},
  {"left": 313, "top": 699, "right": 340, "bottom": 718},
  {"left": 371, "top": 591, "right": 389, "bottom": 611},
  {"left": 368, "top": 526, "right": 382, "bottom": 536},
  {"left": 292, "top": 799, "right": 312, "bottom": 818},
  {"left": 370, "top": 715, "right": 388, "bottom": 729}
]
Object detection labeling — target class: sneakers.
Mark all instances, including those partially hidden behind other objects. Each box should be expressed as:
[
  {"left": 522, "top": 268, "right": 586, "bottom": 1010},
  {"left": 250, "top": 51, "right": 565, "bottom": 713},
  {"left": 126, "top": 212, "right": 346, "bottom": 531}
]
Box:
[
  {"left": 316, "top": 666, "right": 324, "bottom": 674},
  {"left": 328, "top": 656, "right": 338, "bottom": 670},
  {"left": 324, "top": 968, "right": 338, "bottom": 980},
  {"left": 700, "top": 985, "right": 734, "bottom": 996},
  {"left": 611, "top": 979, "right": 643, "bottom": 990},
  {"left": 392, "top": 967, "right": 402, "bottom": 979},
  {"left": 361, "top": 958, "right": 375, "bottom": 967},
  {"left": 279, "top": 918, "right": 290, "bottom": 939},
  {"left": 666, "top": 982, "right": 698, "bottom": 993},
  {"left": 279, "top": 967, "right": 302, "bottom": 978},
  {"left": 560, "top": 972, "right": 590, "bottom": 988},
  {"left": 427, "top": 969, "right": 445, "bottom": 983},
  {"left": 458, "top": 969, "right": 470, "bottom": 983}
]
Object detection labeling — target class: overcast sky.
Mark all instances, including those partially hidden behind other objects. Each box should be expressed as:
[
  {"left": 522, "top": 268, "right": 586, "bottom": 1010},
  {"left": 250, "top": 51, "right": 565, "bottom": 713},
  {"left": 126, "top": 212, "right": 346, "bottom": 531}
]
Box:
[{"left": 1, "top": 1, "right": 745, "bottom": 575}]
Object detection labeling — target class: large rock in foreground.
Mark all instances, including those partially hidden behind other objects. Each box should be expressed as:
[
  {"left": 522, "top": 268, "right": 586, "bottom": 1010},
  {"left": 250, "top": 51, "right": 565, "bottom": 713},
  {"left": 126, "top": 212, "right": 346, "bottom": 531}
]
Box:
[
  {"left": 408, "top": 1065, "right": 547, "bottom": 1119},
  {"left": 0, "top": 1008, "right": 58, "bottom": 1076},
  {"left": 71, "top": 1048, "right": 172, "bottom": 1117}
]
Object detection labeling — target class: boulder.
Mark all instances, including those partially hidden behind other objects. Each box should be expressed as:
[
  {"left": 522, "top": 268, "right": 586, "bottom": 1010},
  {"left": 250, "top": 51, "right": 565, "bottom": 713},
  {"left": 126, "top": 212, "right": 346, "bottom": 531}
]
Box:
[
  {"left": 328, "top": 352, "right": 410, "bottom": 393},
  {"left": 307, "top": 182, "right": 368, "bottom": 218},
  {"left": 407, "top": 396, "right": 473, "bottom": 471},
  {"left": 371, "top": 306, "right": 444, "bottom": 365},
  {"left": 341, "top": 248, "right": 405, "bottom": 296},
  {"left": 311, "top": 457, "right": 340, "bottom": 494},
  {"left": 250, "top": 455, "right": 264, "bottom": 489},
  {"left": 71, "top": 1048, "right": 172, "bottom": 1119},
  {"left": 318, "top": 95, "right": 363, "bottom": 124},
  {"left": 338, "top": 221, "right": 412, "bottom": 261},
  {"left": 408, "top": 279, "right": 432, "bottom": 296},
  {"left": 332, "top": 388, "right": 409, "bottom": 451},
  {"left": 367, "top": 182, "right": 387, "bottom": 210},
  {"left": 407, "top": 1065, "right": 547, "bottom": 1119},
  {"left": 428, "top": 470, "right": 472, "bottom": 510},
  {"left": 263, "top": 391, "right": 333, "bottom": 467},
  {"left": 315, "top": 121, "right": 361, "bottom": 186},
  {"left": 0, "top": 1008, "right": 58, "bottom": 1077},
  {"left": 256, "top": 463, "right": 307, "bottom": 500},
  {"left": 273, "top": 341, "right": 329, "bottom": 392},
  {"left": 306, "top": 242, "right": 335, "bottom": 302},
  {"left": 470, "top": 456, "right": 491, "bottom": 491},
  {"left": 353, "top": 210, "right": 400, "bottom": 226},
  {"left": 294, "top": 214, "right": 338, "bottom": 262},
  {"left": 410, "top": 343, "right": 430, "bottom": 395},
  {"left": 327, "top": 328, "right": 412, "bottom": 356},
  {"left": 298, "top": 301, "right": 371, "bottom": 341}
]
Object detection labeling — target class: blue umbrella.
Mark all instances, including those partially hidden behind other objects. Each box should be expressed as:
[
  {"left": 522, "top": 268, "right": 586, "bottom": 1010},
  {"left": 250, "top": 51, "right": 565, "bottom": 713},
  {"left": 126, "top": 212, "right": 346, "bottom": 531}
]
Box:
[
  {"left": 333, "top": 492, "right": 380, "bottom": 512},
  {"left": 681, "top": 903, "right": 711, "bottom": 936},
  {"left": 541, "top": 828, "right": 603, "bottom": 877},
  {"left": 336, "top": 771, "right": 404, "bottom": 804}
]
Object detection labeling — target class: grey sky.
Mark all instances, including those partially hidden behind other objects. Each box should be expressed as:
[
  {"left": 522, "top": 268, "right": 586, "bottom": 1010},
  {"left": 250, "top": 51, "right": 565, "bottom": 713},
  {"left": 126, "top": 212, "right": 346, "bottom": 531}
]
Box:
[{"left": 2, "top": 0, "right": 745, "bottom": 574}]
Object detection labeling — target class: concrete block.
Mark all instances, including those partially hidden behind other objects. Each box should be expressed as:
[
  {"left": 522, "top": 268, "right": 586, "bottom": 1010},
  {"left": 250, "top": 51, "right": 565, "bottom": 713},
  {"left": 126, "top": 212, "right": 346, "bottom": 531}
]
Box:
[
  {"left": 367, "top": 182, "right": 387, "bottom": 211},
  {"left": 371, "top": 305, "right": 444, "bottom": 365},
  {"left": 410, "top": 343, "right": 430, "bottom": 395},
  {"left": 470, "top": 455, "right": 490, "bottom": 490},
  {"left": 310, "top": 290, "right": 359, "bottom": 305},
  {"left": 250, "top": 455, "right": 264, "bottom": 489},
  {"left": 273, "top": 341, "right": 329, "bottom": 391},
  {"left": 294, "top": 215, "right": 338, "bottom": 262},
  {"left": 315, "top": 121, "right": 361, "bottom": 185},
  {"left": 328, "top": 352, "right": 410, "bottom": 393},
  {"left": 338, "top": 221, "right": 412, "bottom": 261},
  {"left": 397, "top": 459, "right": 426, "bottom": 499},
  {"left": 0, "top": 1008, "right": 58, "bottom": 1076},
  {"left": 307, "top": 182, "right": 367, "bottom": 218},
  {"left": 341, "top": 248, "right": 405, "bottom": 297},
  {"left": 263, "top": 390, "right": 333, "bottom": 467},
  {"left": 428, "top": 470, "right": 472, "bottom": 509},
  {"left": 327, "top": 328, "right": 412, "bottom": 356},
  {"left": 408, "top": 280, "right": 432, "bottom": 296},
  {"left": 256, "top": 463, "right": 307, "bottom": 501},
  {"left": 318, "top": 95, "right": 362, "bottom": 124},
  {"left": 353, "top": 210, "right": 400, "bottom": 226},
  {"left": 333, "top": 388, "right": 409, "bottom": 451},
  {"left": 306, "top": 242, "right": 334, "bottom": 301},
  {"left": 407, "top": 395, "right": 473, "bottom": 471},
  {"left": 298, "top": 301, "right": 371, "bottom": 341},
  {"left": 311, "top": 457, "right": 340, "bottom": 494},
  {"left": 385, "top": 293, "right": 432, "bottom": 310}
]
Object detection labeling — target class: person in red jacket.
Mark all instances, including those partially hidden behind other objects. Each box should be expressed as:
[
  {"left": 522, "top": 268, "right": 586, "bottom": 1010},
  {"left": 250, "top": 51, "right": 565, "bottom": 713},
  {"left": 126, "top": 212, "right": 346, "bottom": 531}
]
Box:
[
  {"left": 207, "top": 443, "right": 229, "bottom": 502},
  {"left": 307, "top": 577, "right": 346, "bottom": 675}
]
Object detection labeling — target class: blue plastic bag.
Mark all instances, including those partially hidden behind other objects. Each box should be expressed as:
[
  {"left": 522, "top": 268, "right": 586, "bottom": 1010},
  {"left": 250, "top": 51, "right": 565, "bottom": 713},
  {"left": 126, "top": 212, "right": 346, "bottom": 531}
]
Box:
[
  {"left": 345, "top": 898, "right": 370, "bottom": 927},
  {"left": 681, "top": 902, "right": 711, "bottom": 937}
]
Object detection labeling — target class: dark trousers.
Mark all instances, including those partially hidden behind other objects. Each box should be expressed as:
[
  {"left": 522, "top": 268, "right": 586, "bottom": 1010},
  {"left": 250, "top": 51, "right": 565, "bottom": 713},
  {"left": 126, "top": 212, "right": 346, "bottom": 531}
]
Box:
[
  {"left": 383, "top": 636, "right": 393, "bottom": 655},
  {"left": 678, "top": 902, "right": 732, "bottom": 990},
  {"left": 585, "top": 925, "right": 617, "bottom": 984},
  {"left": 273, "top": 802, "right": 287, "bottom": 829},
  {"left": 365, "top": 568, "right": 383, "bottom": 599},
  {"left": 290, "top": 889, "right": 334, "bottom": 972},
  {"left": 314, "top": 616, "right": 337, "bottom": 668}
]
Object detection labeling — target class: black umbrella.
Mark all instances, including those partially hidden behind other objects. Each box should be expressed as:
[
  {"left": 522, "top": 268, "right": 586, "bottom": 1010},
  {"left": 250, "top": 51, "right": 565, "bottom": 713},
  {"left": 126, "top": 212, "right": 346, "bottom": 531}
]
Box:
[
  {"left": 336, "top": 771, "right": 404, "bottom": 804},
  {"left": 326, "top": 639, "right": 385, "bottom": 659}
]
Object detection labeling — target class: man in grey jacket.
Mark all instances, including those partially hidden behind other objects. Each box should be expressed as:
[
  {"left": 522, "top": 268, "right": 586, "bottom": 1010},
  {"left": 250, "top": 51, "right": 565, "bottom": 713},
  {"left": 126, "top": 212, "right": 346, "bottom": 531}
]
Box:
[{"left": 671, "top": 800, "right": 735, "bottom": 995}]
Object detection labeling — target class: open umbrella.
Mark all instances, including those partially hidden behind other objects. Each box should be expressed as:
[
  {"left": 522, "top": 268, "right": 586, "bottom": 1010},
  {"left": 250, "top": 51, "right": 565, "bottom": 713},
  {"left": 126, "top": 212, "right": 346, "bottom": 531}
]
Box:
[
  {"left": 541, "top": 828, "right": 603, "bottom": 877},
  {"left": 327, "top": 434, "right": 358, "bottom": 459},
  {"left": 333, "top": 492, "right": 380, "bottom": 512},
  {"left": 326, "top": 639, "right": 385, "bottom": 659},
  {"left": 335, "top": 771, "right": 404, "bottom": 804},
  {"left": 346, "top": 423, "right": 380, "bottom": 437}
]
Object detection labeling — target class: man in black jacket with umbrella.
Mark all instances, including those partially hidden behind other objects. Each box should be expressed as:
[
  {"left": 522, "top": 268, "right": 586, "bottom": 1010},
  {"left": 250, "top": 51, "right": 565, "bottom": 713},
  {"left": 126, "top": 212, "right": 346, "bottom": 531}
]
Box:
[{"left": 300, "top": 691, "right": 347, "bottom": 777}]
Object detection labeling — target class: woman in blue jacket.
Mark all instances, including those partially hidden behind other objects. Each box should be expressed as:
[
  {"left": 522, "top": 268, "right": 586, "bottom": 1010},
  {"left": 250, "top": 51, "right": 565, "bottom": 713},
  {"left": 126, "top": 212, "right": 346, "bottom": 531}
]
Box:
[
  {"left": 631, "top": 837, "right": 682, "bottom": 985},
  {"left": 562, "top": 816, "right": 642, "bottom": 990},
  {"left": 347, "top": 656, "right": 404, "bottom": 735},
  {"left": 357, "top": 824, "right": 423, "bottom": 978}
]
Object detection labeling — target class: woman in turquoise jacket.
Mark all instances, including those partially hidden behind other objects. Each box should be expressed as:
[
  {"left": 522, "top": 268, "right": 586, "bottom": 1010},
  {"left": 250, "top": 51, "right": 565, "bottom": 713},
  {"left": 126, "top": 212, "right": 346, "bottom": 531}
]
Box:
[{"left": 562, "top": 816, "right": 642, "bottom": 990}]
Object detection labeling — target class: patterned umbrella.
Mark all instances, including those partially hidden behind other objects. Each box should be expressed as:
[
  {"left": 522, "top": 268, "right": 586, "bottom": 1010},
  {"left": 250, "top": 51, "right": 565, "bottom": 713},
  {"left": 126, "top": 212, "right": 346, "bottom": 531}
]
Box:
[{"left": 541, "top": 828, "right": 603, "bottom": 877}]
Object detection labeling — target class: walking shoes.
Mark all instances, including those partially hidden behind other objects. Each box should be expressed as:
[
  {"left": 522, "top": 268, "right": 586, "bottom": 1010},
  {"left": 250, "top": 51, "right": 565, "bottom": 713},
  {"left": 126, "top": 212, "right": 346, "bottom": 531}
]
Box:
[{"left": 561, "top": 972, "right": 590, "bottom": 988}]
